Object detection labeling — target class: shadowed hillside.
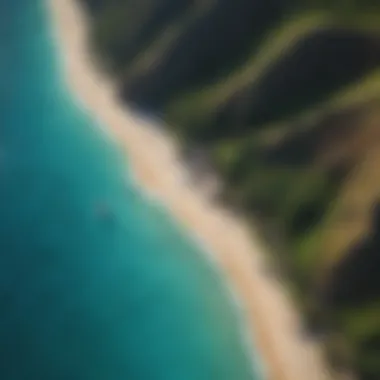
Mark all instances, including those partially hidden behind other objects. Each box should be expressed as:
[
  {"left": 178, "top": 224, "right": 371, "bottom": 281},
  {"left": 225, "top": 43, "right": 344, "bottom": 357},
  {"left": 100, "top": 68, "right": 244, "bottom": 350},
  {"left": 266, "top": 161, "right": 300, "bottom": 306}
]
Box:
[{"left": 77, "top": 0, "right": 380, "bottom": 378}]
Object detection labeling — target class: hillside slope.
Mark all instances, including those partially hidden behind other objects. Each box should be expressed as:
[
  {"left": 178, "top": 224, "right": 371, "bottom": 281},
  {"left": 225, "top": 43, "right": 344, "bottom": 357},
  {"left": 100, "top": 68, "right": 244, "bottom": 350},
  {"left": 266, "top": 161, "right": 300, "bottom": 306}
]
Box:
[{"left": 78, "top": 1, "right": 380, "bottom": 379}]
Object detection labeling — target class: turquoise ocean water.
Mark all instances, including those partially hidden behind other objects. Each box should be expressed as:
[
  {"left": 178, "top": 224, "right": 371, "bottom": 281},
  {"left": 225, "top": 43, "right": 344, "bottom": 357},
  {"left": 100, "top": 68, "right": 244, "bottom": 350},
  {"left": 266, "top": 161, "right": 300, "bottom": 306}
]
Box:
[{"left": 0, "top": 1, "right": 262, "bottom": 379}]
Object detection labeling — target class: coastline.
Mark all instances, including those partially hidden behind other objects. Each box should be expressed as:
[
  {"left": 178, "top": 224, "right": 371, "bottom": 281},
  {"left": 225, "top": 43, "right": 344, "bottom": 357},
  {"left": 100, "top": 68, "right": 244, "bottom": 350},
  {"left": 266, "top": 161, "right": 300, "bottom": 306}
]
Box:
[{"left": 47, "top": 1, "right": 331, "bottom": 379}]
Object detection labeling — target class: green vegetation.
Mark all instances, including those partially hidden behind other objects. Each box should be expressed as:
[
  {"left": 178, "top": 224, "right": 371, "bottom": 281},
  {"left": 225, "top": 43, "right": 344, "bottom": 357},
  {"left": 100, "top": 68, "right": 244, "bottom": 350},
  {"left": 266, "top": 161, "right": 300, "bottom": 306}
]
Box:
[{"left": 77, "top": 0, "right": 380, "bottom": 378}]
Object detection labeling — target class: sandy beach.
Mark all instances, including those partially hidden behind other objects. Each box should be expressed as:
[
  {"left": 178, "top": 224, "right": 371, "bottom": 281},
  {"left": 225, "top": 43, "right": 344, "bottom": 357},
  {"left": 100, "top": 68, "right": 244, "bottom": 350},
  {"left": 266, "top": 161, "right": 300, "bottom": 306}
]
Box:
[{"left": 47, "top": 1, "right": 332, "bottom": 379}]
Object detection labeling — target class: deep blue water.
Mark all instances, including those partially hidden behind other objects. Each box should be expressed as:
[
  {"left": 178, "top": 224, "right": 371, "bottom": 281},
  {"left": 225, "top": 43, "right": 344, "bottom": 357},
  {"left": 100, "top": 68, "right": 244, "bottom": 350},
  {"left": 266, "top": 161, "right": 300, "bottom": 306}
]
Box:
[{"left": 0, "top": 1, "right": 261, "bottom": 379}]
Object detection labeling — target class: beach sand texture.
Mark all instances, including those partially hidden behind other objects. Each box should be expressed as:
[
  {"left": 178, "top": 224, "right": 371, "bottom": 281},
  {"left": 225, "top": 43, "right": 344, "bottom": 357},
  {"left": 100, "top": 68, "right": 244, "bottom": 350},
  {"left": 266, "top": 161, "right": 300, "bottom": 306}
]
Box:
[{"left": 47, "top": 1, "right": 332, "bottom": 379}]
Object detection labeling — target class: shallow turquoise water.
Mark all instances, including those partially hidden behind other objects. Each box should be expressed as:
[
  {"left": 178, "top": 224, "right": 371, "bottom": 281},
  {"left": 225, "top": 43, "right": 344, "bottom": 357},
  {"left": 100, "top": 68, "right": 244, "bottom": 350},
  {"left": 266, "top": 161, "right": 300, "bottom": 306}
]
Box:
[{"left": 0, "top": 1, "right": 261, "bottom": 379}]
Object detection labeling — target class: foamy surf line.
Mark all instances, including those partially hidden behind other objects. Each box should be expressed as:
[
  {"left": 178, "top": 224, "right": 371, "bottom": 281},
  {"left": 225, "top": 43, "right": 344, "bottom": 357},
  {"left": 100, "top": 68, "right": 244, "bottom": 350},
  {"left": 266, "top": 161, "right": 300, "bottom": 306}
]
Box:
[
  {"left": 121, "top": 112, "right": 267, "bottom": 379},
  {"left": 191, "top": 233, "right": 268, "bottom": 380},
  {"left": 124, "top": 156, "right": 267, "bottom": 380},
  {"left": 46, "top": 0, "right": 267, "bottom": 377}
]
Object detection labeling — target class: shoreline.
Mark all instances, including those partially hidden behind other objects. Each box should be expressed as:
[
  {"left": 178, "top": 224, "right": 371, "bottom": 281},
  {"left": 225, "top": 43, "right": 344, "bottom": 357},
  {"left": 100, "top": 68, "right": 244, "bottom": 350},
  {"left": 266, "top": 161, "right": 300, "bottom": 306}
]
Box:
[{"left": 47, "top": 1, "right": 331, "bottom": 379}]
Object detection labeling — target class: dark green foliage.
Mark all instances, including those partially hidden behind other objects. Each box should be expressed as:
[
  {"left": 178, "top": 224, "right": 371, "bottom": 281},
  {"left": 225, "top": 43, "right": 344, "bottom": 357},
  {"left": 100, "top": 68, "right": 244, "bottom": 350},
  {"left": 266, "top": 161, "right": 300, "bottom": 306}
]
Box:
[
  {"left": 121, "top": 0, "right": 289, "bottom": 109},
  {"left": 357, "top": 334, "right": 380, "bottom": 380},
  {"left": 227, "top": 30, "right": 380, "bottom": 128},
  {"left": 322, "top": 205, "right": 380, "bottom": 309},
  {"left": 82, "top": 0, "right": 194, "bottom": 74}
]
